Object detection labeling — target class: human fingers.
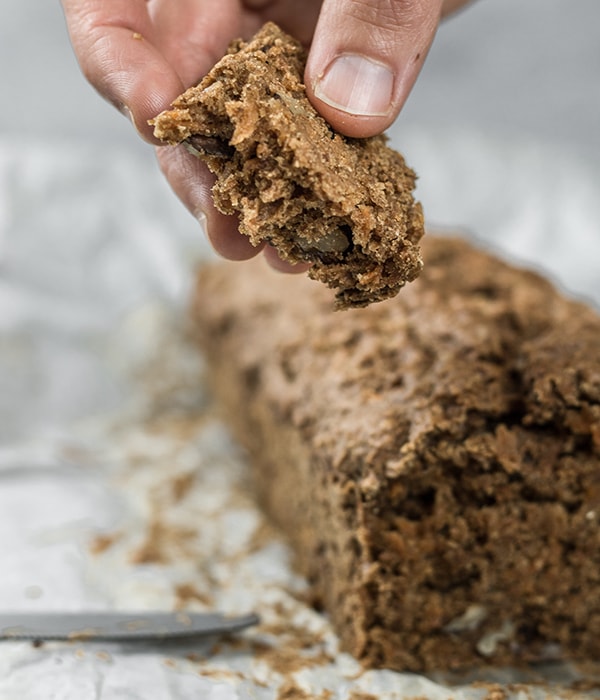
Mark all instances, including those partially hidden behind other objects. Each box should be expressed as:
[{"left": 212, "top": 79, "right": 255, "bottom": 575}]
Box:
[
  {"left": 242, "top": 0, "right": 323, "bottom": 46},
  {"left": 148, "top": 0, "right": 254, "bottom": 88},
  {"left": 155, "top": 145, "right": 310, "bottom": 268},
  {"left": 61, "top": 0, "right": 185, "bottom": 143},
  {"left": 441, "top": 0, "right": 475, "bottom": 17},
  {"left": 155, "top": 146, "right": 261, "bottom": 261},
  {"left": 305, "top": 0, "right": 444, "bottom": 138},
  {"left": 262, "top": 245, "right": 311, "bottom": 274}
]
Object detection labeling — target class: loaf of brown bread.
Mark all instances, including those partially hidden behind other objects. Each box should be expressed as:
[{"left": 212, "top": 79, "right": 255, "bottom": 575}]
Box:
[
  {"left": 151, "top": 22, "right": 424, "bottom": 310},
  {"left": 193, "top": 235, "right": 600, "bottom": 672}
]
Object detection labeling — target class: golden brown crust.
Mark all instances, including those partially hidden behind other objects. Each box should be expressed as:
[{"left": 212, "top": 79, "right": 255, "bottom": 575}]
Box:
[{"left": 151, "top": 22, "right": 424, "bottom": 309}]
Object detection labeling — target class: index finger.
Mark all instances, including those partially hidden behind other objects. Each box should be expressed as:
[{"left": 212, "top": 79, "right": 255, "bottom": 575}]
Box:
[{"left": 60, "top": 0, "right": 185, "bottom": 142}]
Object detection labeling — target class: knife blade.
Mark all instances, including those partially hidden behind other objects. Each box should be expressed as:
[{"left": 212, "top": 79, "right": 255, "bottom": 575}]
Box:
[{"left": 0, "top": 611, "right": 259, "bottom": 642}]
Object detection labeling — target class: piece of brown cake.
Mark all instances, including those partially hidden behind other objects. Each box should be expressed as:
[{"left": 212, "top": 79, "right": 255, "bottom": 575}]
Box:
[
  {"left": 151, "top": 22, "right": 424, "bottom": 310},
  {"left": 193, "top": 235, "right": 600, "bottom": 673}
]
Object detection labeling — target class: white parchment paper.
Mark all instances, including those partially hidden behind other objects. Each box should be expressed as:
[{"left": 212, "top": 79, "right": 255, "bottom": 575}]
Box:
[{"left": 0, "top": 132, "right": 598, "bottom": 700}]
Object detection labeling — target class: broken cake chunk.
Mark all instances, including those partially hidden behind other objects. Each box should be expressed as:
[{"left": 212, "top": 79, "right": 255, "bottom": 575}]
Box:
[{"left": 151, "top": 22, "right": 424, "bottom": 309}]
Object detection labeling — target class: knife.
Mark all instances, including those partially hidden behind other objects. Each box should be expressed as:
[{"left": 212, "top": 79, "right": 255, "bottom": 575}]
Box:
[{"left": 0, "top": 611, "right": 259, "bottom": 642}]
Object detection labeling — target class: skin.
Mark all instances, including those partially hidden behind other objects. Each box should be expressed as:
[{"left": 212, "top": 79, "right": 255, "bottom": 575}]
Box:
[{"left": 60, "top": 0, "right": 473, "bottom": 270}]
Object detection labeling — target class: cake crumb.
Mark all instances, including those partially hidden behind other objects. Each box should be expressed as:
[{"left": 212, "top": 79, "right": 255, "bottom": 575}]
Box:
[
  {"left": 170, "top": 472, "right": 195, "bottom": 503},
  {"left": 174, "top": 582, "right": 213, "bottom": 608},
  {"left": 480, "top": 686, "right": 508, "bottom": 700},
  {"left": 128, "top": 516, "right": 196, "bottom": 565},
  {"left": 255, "top": 644, "right": 332, "bottom": 676},
  {"left": 277, "top": 680, "right": 332, "bottom": 700},
  {"left": 89, "top": 531, "right": 122, "bottom": 555}
]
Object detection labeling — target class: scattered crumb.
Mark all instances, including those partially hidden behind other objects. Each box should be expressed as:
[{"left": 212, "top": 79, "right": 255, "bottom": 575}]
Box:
[
  {"left": 246, "top": 518, "right": 281, "bottom": 553},
  {"left": 480, "top": 686, "right": 508, "bottom": 700},
  {"left": 196, "top": 667, "right": 245, "bottom": 682},
  {"left": 186, "top": 625, "right": 332, "bottom": 678},
  {"left": 254, "top": 644, "right": 333, "bottom": 676},
  {"left": 170, "top": 472, "right": 195, "bottom": 503},
  {"left": 259, "top": 620, "right": 326, "bottom": 651},
  {"left": 89, "top": 531, "right": 122, "bottom": 555},
  {"left": 277, "top": 679, "right": 332, "bottom": 700},
  {"left": 128, "top": 516, "right": 197, "bottom": 565},
  {"left": 173, "top": 582, "right": 213, "bottom": 609}
]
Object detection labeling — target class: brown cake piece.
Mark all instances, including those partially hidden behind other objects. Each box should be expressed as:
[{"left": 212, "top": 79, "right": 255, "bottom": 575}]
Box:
[
  {"left": 151, "top": 22, "right": 424, "bottom": 310},
  {"left": 193, "top": 235, "right": 600, "bottom": 672}
]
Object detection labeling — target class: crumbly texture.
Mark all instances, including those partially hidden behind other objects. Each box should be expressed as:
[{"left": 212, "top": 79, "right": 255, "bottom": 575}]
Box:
[
  {"left": 193, "top": 235, "right": 600, "bottom": 673},
  {"left": 151, "top": 22, "right": 424, "bottom": 310}
]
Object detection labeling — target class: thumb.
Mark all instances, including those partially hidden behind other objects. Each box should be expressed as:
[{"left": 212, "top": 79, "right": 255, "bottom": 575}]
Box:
[{"left": 305, "top": 0, "right": 443, "bottom": 138}]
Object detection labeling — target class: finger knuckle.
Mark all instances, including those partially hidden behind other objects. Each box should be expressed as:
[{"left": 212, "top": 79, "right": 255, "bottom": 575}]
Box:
[{"left": 346, "top": 0, "right": 436, "bottom": 33}]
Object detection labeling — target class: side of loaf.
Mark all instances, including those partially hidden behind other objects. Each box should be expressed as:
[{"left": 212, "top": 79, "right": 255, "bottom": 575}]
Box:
[{"left": 193, "top": 236, "right": 600, "bottom": 672}]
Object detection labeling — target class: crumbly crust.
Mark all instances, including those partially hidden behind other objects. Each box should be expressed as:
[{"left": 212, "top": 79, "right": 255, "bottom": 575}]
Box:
[
  {"left": 193, "top": 235, "right": 600, "bottom": 672},
  {"left": 151, "top": 22, "right": 424, "bottom": 309}
]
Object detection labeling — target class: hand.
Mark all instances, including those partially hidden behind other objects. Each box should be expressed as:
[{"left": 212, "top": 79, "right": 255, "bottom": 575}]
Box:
[{"left": 61, "top": 0, "right": 472, "bottom": 268}]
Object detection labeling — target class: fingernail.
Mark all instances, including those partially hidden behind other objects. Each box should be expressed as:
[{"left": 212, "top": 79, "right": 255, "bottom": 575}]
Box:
[
  {"left": 121, "top": 104, "right": 134, "bottom": 123},
  {"left": 314, "top": 54, "right": 394, "bottom": 117},
  {"left": 120, "top": 104, "right": 144, "bottom": 138},
  {"left": 194, "top": 207, "right": 208, "bottom": 233},
  {"left": 194, "top": 206, "right": 215, "bottom": 247}
]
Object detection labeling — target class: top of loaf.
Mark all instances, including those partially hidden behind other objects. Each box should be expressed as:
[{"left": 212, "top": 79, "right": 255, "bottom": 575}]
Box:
[{"left": 195, "top": 235, "right": 600, "bottom": 481}]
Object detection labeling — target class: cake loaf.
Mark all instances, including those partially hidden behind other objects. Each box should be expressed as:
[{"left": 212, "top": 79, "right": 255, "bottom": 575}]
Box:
[
  {"left": 152, "top": 23, "right": 424, "bottom": 309},
  {"left": 193, "top": 235, "right": 600, "bottom": 672}
]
